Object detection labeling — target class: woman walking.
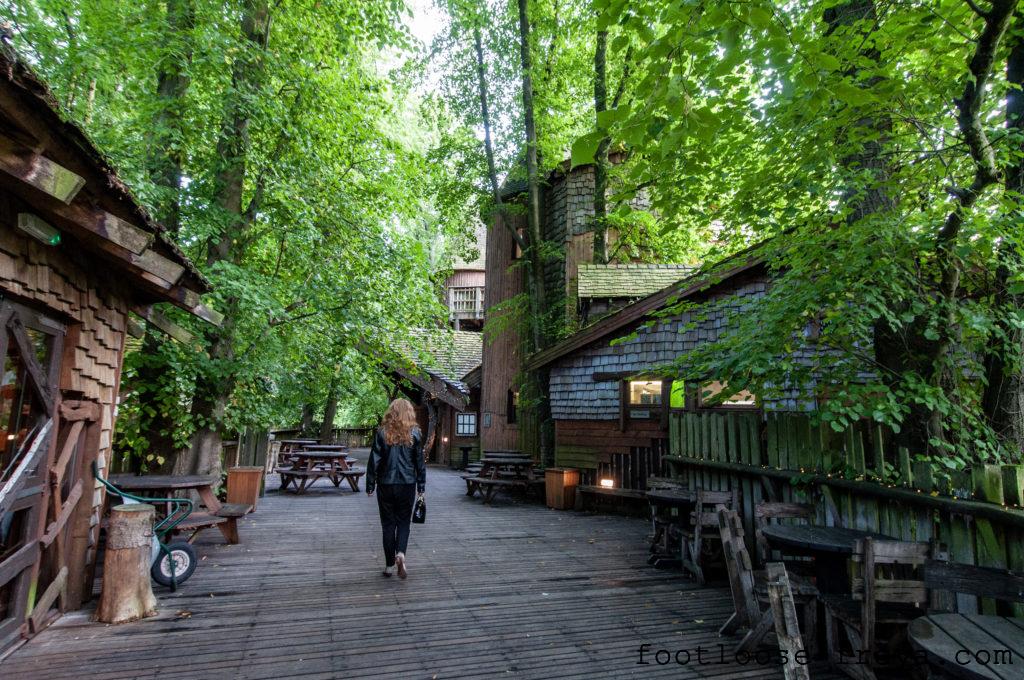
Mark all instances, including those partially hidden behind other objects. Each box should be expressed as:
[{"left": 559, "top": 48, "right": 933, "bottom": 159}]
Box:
[{"left": 366, "top": 398, "right": 426, "bottom": 579}]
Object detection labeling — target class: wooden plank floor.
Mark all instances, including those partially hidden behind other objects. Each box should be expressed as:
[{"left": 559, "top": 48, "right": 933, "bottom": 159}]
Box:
[{"left": 2, "top": 466, "right": 841, "bottom": 679}]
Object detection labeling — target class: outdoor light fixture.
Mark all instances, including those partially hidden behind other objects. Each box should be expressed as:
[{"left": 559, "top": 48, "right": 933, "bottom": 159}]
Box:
[
  {"left": 600, "top": 478, "right": 614, "bottom": 488},
  {"left": 442, "top": 436, "right": 449, "bottom": 443},
  {"left": 17, "top": 213, "right": 61, "bottom": 246}
]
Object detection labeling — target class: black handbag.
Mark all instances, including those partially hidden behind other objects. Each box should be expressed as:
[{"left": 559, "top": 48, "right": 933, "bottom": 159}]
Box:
[{"left": 412, "top": 495, "right": 426, "bottom": 524}]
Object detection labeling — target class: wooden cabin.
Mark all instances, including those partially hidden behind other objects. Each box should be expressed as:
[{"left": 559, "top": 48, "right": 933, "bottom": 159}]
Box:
[
  {"left": 480, "top": 160, "right": 659, "bottom": 454},
  {"left": 0, "top": 47, "right": 213, "bottom": 652},
  {"left": 524, "top": 252, "right": 778, "bottom": 490},
  {"left": 386, "top": 330, "right": 482, "bottom": 465}
]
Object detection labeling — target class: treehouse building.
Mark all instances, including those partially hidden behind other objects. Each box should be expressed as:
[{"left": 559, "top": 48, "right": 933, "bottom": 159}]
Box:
[
  {"left": 524, "top": 251, "right": 779, "bottom": 492},
  {"left": 480, "top": 158, "right": 684, "bottom": 454},
  {"left": 0, "top": 48, "right": 214, "bottom": 652},
  {"left": 385, "top": 330, "right": 482, "bottom": 466}
]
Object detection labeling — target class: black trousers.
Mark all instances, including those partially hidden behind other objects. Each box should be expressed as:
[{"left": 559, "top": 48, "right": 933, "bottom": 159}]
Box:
[{"left": 376, "top": 483, "right": 416, "bottom": 567}]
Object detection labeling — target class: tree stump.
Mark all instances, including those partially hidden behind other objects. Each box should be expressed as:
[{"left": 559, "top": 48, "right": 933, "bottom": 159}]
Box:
[{"left": 95, "top": 504, "right": 158, "bottom": 624}]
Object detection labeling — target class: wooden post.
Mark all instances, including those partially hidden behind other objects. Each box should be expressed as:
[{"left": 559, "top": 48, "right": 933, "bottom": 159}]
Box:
[
  {"left": 94, "top": 504, "right": 157, "bottom": 624},
  {"left": 766, "top": 562, "right": 811, "bottom": 680}
]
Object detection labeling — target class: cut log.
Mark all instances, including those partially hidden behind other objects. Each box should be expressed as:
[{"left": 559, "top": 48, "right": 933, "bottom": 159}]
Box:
[{"left": 94, "top": 504, "right": 157, "bottom": 624}]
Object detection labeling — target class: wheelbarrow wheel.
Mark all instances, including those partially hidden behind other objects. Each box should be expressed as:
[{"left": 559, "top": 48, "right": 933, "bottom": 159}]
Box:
[{"left": 151, "top": 541, "right": 197, "bottom": 588}]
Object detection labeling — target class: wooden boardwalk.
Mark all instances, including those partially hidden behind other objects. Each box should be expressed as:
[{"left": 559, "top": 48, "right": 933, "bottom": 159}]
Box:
[{"left": 2, "top": 466, "right": 840, "bottom": 679}]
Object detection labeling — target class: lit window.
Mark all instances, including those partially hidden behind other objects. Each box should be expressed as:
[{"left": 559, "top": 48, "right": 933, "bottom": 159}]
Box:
[
  {"left": 670, "top": 381, "right": 686, "bottom": 409},
  {"left": 699, "top": 380, "right": 757, "bottom": 407},
  {"left": 456, "top": 413, "right": 477, "bottom": 436},
  {"left": 628, "top": 380, "right": 662, "bottom": 406}
]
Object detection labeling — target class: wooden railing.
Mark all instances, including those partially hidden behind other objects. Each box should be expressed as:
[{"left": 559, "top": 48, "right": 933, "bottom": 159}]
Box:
[{"left": 667, "top": 411, "right": 1024, "bottom": 616}]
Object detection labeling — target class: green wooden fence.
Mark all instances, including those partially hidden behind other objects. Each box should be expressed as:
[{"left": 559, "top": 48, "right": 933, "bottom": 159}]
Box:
[{"left": 667, "top": 411, "right": 1024, "bottom": 616}]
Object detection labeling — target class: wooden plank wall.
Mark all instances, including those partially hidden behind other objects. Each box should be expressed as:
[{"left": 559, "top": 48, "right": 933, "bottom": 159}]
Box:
[
  {"left": 480, "top": 212, "right": 525, "bottom": 451},
  {"left": 0, "top": 199, "right": 132, "bottom": 624},
  {"left": 555, "top": 419, "right": 666, "bottom": 490},
  {"left": 667, "top": 411, "right": 1024, "bottom": 615}
]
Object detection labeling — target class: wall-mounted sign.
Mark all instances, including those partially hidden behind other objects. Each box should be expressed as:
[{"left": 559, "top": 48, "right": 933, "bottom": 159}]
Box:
[{"left": 630, "top": 409, "right": 651, "bottom": 419}]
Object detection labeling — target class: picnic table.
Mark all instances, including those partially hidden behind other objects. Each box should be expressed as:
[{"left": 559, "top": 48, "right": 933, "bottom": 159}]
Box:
[
  {"left": 276, "top": 450, "right": 365, "bottom": 494},
  {"left": 107, "top": 474, "right": 250, "bottom": 544},
  {"left": 760, "top": 524, "right": 894, "bottom": 593},
  {"left": 461, "top": 453, "right": 542, "bottom": 504},
  {"left": 909, "top": 614, "right": 1024, "bottom": 680}
]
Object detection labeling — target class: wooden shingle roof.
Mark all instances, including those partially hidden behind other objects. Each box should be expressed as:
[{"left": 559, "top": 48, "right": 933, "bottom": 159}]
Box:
[{"left": 577, "top": 263, "right": 693, "bottom": 299}]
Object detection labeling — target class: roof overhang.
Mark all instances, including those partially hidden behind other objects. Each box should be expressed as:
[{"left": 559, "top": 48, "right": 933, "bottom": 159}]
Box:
[{"left": 0, "top": 47, "right": 218, "bottom": 325}]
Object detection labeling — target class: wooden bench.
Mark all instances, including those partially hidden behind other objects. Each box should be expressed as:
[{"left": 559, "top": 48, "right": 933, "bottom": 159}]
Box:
[
  {"left": 473, "top": 477, "right": 544, "bottom": 504},
  {"left": 173, "top": 502, "right": 251, "bottom": 545},
  {"left": 574, "top": 485, "right": 649, "bottom": 514}
]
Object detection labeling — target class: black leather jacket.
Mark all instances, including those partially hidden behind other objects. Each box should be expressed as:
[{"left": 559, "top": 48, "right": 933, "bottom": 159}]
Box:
[{"left": 366, "top": 427, "right": 426, "bottom": 493}]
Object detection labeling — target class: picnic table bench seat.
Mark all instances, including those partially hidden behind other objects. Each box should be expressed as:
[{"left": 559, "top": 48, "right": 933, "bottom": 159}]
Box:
[
  {"left": 276, "top": 464, "right": 364, "bottom": 493},
  {"left": 462, "top": 474, "right": 544, "bottom": 504},
  {"left": 172, "top": 501, "right": 252, "bottom": 545}
]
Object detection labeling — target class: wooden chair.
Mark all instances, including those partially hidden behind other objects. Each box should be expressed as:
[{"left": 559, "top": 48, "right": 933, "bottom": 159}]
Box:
[
  {"left": 718, "top": 509, "right": 819, "bottom": 656},
  {"left": 922, "top": 560, "right": 1024, "bottom": 612},
  {"left": 754, "top": 501, "right": 816, "bottom": 569},
  {"left": 673, "top": 488, "right": 736, "bottom": 584},
  {"left": 766, "top": 562, "right": 812, "bottom": 680},
  {"left": 647, "top": 476, "right": 688, "bottom": 566},
  {"left": 822, "top": 538, "right": 934, "bottom": 680}
]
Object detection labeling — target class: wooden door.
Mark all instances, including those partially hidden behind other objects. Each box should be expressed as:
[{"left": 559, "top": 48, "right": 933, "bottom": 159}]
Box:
[{"left": 0, "top": 299, "right": 64, "bottom": 650}]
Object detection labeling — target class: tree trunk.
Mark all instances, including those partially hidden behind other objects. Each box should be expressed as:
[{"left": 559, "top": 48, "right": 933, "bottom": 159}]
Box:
[
  {"left": 421, "top": 394, "right": 437, "bottom": 462},
  {"left": 319, "top": 376, "right": 339, "bottom": 444},
  {"left": 300, "top": 402, "right": 315, "bottom": 436},
  {"left": 592, "top": 29, "right": 609, "bottom": 265},
  {"left": 95, "top": 504, "right": 158, "bottom": 624},
  {"left": 982, "top": 17, "right": 1024, "bottom": 453},
  {"left": 139, "top": 0, "right": 196, "bottom": 473},
  {"left": 516, "top": 0, "right": 547, "bottom": 354},
  {"left": 516, "top": 0, "right": 554, "bottom": 465},
  {"left": 184, "top": 0, "right": 271, "bottom": 476}
]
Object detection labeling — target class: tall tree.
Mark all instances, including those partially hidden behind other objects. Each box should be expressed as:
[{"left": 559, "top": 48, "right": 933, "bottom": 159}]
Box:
[{"left": 982, "top": 11, "right": 1024, "bottom": 451}]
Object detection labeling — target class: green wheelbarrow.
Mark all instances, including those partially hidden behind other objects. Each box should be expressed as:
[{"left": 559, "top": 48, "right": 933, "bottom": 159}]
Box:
[{"left": 93, "top": 462, "right": 198, "bottom": 590}]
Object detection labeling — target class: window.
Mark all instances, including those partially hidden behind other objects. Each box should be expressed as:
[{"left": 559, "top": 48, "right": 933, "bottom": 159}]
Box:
[
  {"left": 507, "top": 389, "right": 519, "bottom": 424},
  {"left": 628, "top": 380, "right": 662, "bottom": 406},
  {"left": 449, "top": 287, "right": 483, "bottom": 317},
  {"left": 698, "top": 380, "right": 758, "bottom": 408},
  {"left": 669, "top": 381, "right": 686, "bottom": 409},
  {"left": 456, "top": 412, "right": 477, "bottom": 436}
]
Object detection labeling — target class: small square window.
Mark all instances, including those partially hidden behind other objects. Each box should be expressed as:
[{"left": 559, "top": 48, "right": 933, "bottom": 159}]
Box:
[
  {"left": 628, "top": 380, "right": 662, "bottom": 406},
  {"left": 456, "top": 413, "right": 477, "bottom": 436},
  {"left": 699, "top": 380, "right": 757, "bottom": 408}
]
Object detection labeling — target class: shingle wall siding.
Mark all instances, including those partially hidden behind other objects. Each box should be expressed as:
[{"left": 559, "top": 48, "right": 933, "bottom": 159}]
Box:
[{"left": 549, "top": 273, "right": 817, "bottom": 419}]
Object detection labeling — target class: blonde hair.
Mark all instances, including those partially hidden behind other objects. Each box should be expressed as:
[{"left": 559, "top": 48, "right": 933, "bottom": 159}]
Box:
[{"left": 381, "top": 398, "right": 417, "bottom": 446}]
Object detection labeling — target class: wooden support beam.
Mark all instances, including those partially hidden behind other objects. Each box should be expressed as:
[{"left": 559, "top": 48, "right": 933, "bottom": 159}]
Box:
[
  {"left": 126, "top": 317, "right": 145, "bottom": 338},
  {"left": 131, "top": 306, "right": 195, "bottom": 345},
  {"left": 39, "top": 481, "right": 82, "bottom": 548},
  {"left": 58, "top": 401, "right": 100, "bottom": 422},
  {"left": 0, "top": 420, "right": 53, "bottom": 518},
  {"left": 50, "top": 421, "right": 84, "bottom": 489},
  {"left": 0, "top": 134, "right": 84, "bottom": 203},
  {"left": 28, "top": 567, "right": 67, "bottom": 634},
  {"left": 0, "top": 542, "right": 38, "bottom": 587}
]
